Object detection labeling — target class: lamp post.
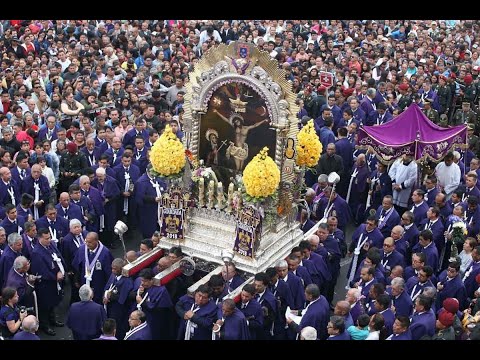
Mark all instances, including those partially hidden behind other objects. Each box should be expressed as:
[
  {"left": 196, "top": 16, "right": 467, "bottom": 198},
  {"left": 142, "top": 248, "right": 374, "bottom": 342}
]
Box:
[
  {"left": 221, "top": 249, "right": 234, "bottom": 292},
  {"left": 114, "top": 220, "right": 128, "bottom": 259}
]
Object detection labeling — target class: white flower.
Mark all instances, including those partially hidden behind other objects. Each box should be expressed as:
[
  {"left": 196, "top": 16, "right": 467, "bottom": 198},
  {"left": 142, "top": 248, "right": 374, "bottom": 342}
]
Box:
[{"left": 452, "top": 221, "right": 466, "bottom": 230}]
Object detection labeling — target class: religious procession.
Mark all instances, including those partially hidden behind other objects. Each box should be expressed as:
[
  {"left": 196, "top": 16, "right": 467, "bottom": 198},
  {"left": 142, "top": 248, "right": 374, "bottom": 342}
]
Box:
[{"left": 0, "top": 19, "right": 479, "bottom": 342}]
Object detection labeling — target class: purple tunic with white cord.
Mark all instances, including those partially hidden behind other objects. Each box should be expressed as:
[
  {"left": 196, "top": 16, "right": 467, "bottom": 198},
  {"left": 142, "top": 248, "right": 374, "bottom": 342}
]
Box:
[{"left": 134, "top": 174, "right": 167, "bottom": 238}]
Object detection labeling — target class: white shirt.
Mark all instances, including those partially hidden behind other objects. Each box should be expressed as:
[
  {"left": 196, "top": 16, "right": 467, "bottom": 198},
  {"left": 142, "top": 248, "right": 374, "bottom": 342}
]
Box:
[{"left": 435, "top": 162, "right": 461, "bottom": 195}]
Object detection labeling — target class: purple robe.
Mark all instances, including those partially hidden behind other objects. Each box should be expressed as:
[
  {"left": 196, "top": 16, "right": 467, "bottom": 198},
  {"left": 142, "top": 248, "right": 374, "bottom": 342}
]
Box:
[
  {"left": 91, "top": 164, "right": 116, "bottom": 178},
  {"left": 435, "top": 271, "right": 468, "bottom": 311},
  {"left": 175, "top": 295, "right": 218, "bottom": 340},
  {"left": 403, "top": 224, "right": 420, "bottom": 248},
  {"left": 134, "top": 284, "right": 173, "bottom": 340},
  {"left": 55, "top": 203, "right": 83, "bottom": 223},
  {"left": 297, "top": 295, "right": 330, "bottom": 340},
  {"left": 134, "top": 174, "right": 167, "bottom": 238},
  {"left": 10, "top": 167, "right": 31, "bottom": 186},
  {"left": 347, "top": 225, "right": 384, "bottom": 280},
  {"left": 91, "top": 176, "right": 120, "bottom": 231},
  {"left": 293, "top": 266, "right": 313, "bottom": 288},
  {"left": 35, "top": 215, "right": 69, "bottom": 243},
  {"left": 20, "top": 175, "right": 51, "bottom": 218},
  {"left": 80, "top": 147, "right": 102, "bottom": 167},
  {"left": 335, "top": 138, "right": 354, "bottom": 174},
  {"left": 381, "top": 250, "right": 405, "bottom": 275},
  {"left": 59, "top": 231, "right": 88, "bottom": 272},
  {"left": 406, "top": 278, "right": 434, "bottom": 302},
  {"left": 375, "top": 206, "right": 401, "bottom": 238},
  {"left": 350, "top": 301, "right": 365, "bottom": 325},
  {"left": 0, "top": 215, "right": 25, "bottom": 237},
  {"left": 271, "top": 278, "right": 294, "bottom": 338},
  {"left": 122, "top": 128, "right": 149, "bottom": 148},
  {"left": 5, "top": 268, "right": 34, "bottom": 308},
  {"left": 411, "top": 242, "right": 439, "bottom": 271},
  {"left": 104, "top": 274, "right": 133, "bottom": 340},
  {"left": 104, "top": 147, "right": 125, "bottom": 167},
  {"left": 316, "top": 195, "right": 351, "bottom": 231},
  {"left": 463, "top": 261, "right": 480, "bottom": 298},
  {"left": 0, "top": 179, "right": 22, "bottom": 206},
  {"left": 327, "top": 331, "right": 351, "bottom": 340},
  {"left": 114, "top": 163, "right": 141, "bottom": 217},
  {"left": 72, "top": 192, "right": 99, "bottom": 232},
  {"left": 215, "top": 307, "right": 250, "bottom": 340},
  {"left": 22, "top": 233, "right": 38, "bottom": 259},
  {"left": 124, "top": 322, "right": 152, "bottom": 340},
  {"left": 0, "top": 245, "right": 21, "bottom": 287},
  {"left": 424, "top": 187, "right": 439, "bottom": 207},
  {"left": 418, "top": 219, "right": 445, "bottom": 254},
  {"left": 389, "top": 288, "right": 413, "bottom": 317},
  {"left": 30, "top": 243, "right": 65, "bottom": 308},
  {"left": 409, "top": 309, "right": 436, "bottom": 340},
  {"left": 12, "top": 330, "right": 40, "bottom": 340},
  {"left": 66, "top": 300, "right": 106, "bottom": 340},
  {"left": 410, "top": 201, "right": 429, "bottom": 228},
  {"left": 283, "top": 272, "right": 306, "bottom": 310},
  {"left": 388, "top": 331, "right": 412, "bottom": 340},
  {"left": 16, "top": 205, "right": 32, "bottom": 223},
  {"left": 132, "top": 147, "right": 149, "bottom": 174},
  {"left": 72, "top": 243, "right": 114, "bottom": 304},
  {"left": 238, "top": 299, "right": 264, "bottom": 340}
]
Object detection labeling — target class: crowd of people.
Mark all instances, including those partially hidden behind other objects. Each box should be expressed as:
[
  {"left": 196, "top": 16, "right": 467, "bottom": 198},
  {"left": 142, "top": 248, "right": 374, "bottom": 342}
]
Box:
[{"left": 0, "top": 19, "right": 479, "bottom": 340}]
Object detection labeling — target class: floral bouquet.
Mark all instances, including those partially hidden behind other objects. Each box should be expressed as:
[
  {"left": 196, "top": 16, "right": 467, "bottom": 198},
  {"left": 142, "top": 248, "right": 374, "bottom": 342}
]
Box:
[
  {"left": 242, "top": 147, "right": 280, "bottom": 203},
  {"left": 450, "top": 221, "right": 467, "bottom": 260},
  {"left": 150, "top": 124, "right": 186, "bottom": 179},
  {"left": 296, "top": 120, "right": 322, "bottom": 168}
]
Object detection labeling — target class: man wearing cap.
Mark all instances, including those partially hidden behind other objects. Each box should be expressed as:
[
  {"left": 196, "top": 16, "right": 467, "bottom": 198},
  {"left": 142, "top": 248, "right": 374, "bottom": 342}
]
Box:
[
  {"left": 453, "top": 101, "right": 476, "bottom": 126},
  {"left": 7, "top": 37, "right": 26, "bottom": 59},
  {"left": 397, "top": 83, "right": 412, "bottom": 111},
  {"left": 463, "top": 74, "right": 477, "bottom": 107},
  {"left": 437, "top": 75, "right": 452, "bottom": 116},
  {"left": 431, "top": 308, "right": 456, "bottom": 340},
  {"left": 422, "top": 98, "right": 440, "bottom": 125}
]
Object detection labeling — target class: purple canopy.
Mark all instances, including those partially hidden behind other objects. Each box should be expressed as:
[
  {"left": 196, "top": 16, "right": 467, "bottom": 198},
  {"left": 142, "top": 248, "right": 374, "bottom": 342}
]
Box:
[{"left": 357, "top": 104, "right": 467, "bottom": 164}]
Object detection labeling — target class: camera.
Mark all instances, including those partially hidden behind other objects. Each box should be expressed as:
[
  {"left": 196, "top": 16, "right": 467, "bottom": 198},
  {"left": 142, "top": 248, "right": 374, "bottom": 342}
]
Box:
[{"left": 19, "top": 306, "right": 34, "bottom": 314}]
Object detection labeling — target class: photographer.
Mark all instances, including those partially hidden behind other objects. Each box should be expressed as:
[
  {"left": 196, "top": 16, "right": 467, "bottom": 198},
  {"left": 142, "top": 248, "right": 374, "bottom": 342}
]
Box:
[{"left": 0, "top": 287, "right": 27, "bottom": 339}]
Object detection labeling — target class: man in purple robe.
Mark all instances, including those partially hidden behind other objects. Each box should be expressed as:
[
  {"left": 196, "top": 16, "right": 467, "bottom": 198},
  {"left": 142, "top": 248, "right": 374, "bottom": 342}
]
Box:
[
  {"left": 92, "top": 155, "right": 116, "bottom": 178},
  {"left": 20, "top": 164, "right": 50, "bottom": 221},
  {"left": 275, "top": 259, "right": 305, "bottom": 311},
  {"left": 72, "top": 231, "right": 113, "bottom": 304},
  {"left": 16, "top": 193, "right": 34, "bottom": 224},
  {"left": 237, "top": 284, "right": 264, "bottom": 340},
  {"left": 316, "top": 186, "right": 351, "bottom": 231},
  {"left": 410, "top": 189, "right": 430, "bottom": 228},
  {"left": 132, "top": 267, "right": 173, "bottom": 340},
  {"left": 347, "top": 154, "right": 370, "bottom": 224},
  {"left": 326, "top": 315, "right": 351, "bottom": 340},
  {"left": 91, "top": 168, "right": 120, "bottom": 248},
  {"left": 345, "top": 288, "right": 365, "bottom": 325},
  {"left": 104, "top": 136, "right": 124, "bottom": 168},
  {"left": 35, "top": 204, "right": 69, "bottom": 245},
  {"left": 406, "top": 266, "right": 435, "bottom": 303},
  {"left": 134, "top": 165, "right": 167, "bottom": 238},
  {"left": 30, "top": 228, "right": 66, "bottom": 336},
  {"left": 78, "top": 174, "right": 105, "bottom": 228},
  {"left": 346, "top": 216, "right": 384, "bottom": 284},
  {"left": 0, "top": 166, "right": 21, "bottom": 207},
  {"left": 400, "top": 211, "right": 420, "bottom": 252},
  {"left": 423, "top": 176, "right": 439, "bottom": 207},
  {"left": 132, "top": 136, "right": 149, "bottom": 174},
  {"left": 388, "top": 277, "right": 413, "bottom": 318},
  {"left": 253, "top": 272, "right": 278, "bottom": 340},
  {"left": 114, "top": 154, "right": 141, "bottom": 227},
  {"left": 55, "top": 192, "right": 83, "bottom": 223},
  {"left": 368, "top": 162, "right": 393, "bottom": 211},
  {"left": 381, "top": 237, "right": 405, "bottom": 277},
  {"left": 213, "top": 298, "right": 249, "bottom": 340},
  {"left": 66, "top": 284, "right": 107, "bottom": 340},
  {"left": 59, "top": 219, "right": 87, "bottom": 304},
  {"left": 0, "top": 232, "right": 23, "bottom": 288},
  {"left": 287, "top": 284, "right": 330, "bottom": 340},
  {"left": 409, "top": 294, "right": 436, "bottom": 340},
  {"left": 68, "top": 185, "right": 95, "bottom": 228},
  {"left": 375, "top": 195, "right": 401, "bottom": 238},
  {"left": 10, "top": 153, "right": 31, "bottom": 187},
  {"left": 175, "top": 284, "right": 217, "bottom": 340},
  {"left": 462, "top": 246, "right": 480, "bottom": 299},
  {"left": 386, "top": 316, "right": 412, "bottom": 340},
  {"left": 122, "top": 119, "right": 149, "bottom": 147},
  {"left": 435, "top": 261, "right": 468, "bottom": 311},
  {"left": 12, "top": 315, "right": 40, "bottom": 340},
  {"left": 124, "top": 310, "right": 152, "bottom": 340},
  {"left": 20, "top": 221, "right": 37, "bottom": 260},
  {"left": 5, "top": 256, "right": 36, "bottom": 309},
  {"left": 103, "top": 258, "right": 133, "bottom": 340},
  {"left": 411, "top": 230, "right": 439, "bottom": 271},
  {"left": 1, "top": 204, "right": 25, "bottom": 238},
  {"left": 266, "top": 267, "right": 294, "bottom": 340}
]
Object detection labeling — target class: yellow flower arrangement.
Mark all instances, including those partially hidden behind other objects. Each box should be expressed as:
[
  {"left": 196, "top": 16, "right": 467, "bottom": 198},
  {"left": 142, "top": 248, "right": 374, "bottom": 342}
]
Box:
[
  {"left": 296, "top": 120, "right": 322, "bottom": 167},
  {"left": 150, "top": 124, "right": 186, "bottom": 177},
  {"left": 243, "top": 147, "right": 280, "bottom": 199}
]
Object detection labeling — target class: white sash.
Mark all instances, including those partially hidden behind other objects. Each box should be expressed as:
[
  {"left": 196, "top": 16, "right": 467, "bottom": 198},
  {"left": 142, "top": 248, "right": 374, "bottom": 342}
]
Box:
[
  {"left": 84, "top": 243, "right": 104, "bottom": 287},
  {"left": 378, "top": 208, "right": 393, "bottom": 229},
  {"left": 72, "top": 234, "right": 83, "bottom": 248},
  {"left": 51, "top": 252, "right": 64, "bottom": 292},
  {"left": 150, "top": 179, "right": 162, "bottom": 226},
  {"left": 184, "top": 303, "right": 201, "bottom": 340},
  {"left": 33, "top": 182, "right": 40, "bottom": 221},
  {"left": 410, "top": 283, "right": 423, "bottom": 301},
  {"left": 6, "top": 185, "right": 15, "bottom": 206},
  {"left": 346, "top": 233, "right": 369, "bottom": 289},
  {"left": 123, "top": 172, "right": 130, "bottom": 215},
  {"left": 136, "top": 287, "right": 149, "bottom": 310},
  {"left": 346, "top": 168, "right": 359, "bottom": 203},
  {"left": 49, "top": 224, "right": 58, "bottom": 243},
  {"left": 124, "top": 322, "right": 148, "bottom": 340},
  {"left": 212, "top": 317, "right": 224, "bottom": 340}
]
